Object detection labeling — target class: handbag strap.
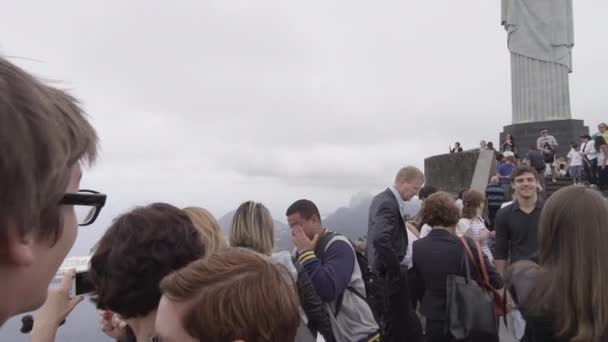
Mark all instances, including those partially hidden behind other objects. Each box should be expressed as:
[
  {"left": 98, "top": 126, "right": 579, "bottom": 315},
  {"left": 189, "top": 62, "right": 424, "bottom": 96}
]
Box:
[
  {"left": 458, "top": 239, "right": 472, "bottom": 284},
  {"left": 474, "top": 240, "right": 491, "bottom": 287},
  {"left": 459, "top": 237, "right": 481, "bottom": 283}
]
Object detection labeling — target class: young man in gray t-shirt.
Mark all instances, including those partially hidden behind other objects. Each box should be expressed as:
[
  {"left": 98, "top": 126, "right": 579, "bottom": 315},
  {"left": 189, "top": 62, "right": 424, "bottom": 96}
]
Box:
[{"left": 536, "top": 129, "right": 559, "bottom": 182}]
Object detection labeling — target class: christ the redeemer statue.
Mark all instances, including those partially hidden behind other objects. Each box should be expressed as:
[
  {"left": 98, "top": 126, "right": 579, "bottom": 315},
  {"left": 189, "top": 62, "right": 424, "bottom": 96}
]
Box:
[{"left": 502, "top": 0, "right": 574, "bottom": 124}]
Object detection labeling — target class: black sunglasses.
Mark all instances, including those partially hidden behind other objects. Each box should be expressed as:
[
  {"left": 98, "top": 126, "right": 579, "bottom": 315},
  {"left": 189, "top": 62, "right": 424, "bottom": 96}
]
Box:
[{"left": 59, "top": 189, "right": 107, "bottom": 226}]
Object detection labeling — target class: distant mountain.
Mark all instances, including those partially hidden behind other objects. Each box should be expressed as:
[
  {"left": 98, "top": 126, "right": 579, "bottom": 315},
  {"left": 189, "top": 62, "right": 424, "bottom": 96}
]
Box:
[
  {"left": 323, "top": 194, "right": 372, "bottom": 241},
  {"left": 323, "top": 191, "right": 422, "bottom": 242}
]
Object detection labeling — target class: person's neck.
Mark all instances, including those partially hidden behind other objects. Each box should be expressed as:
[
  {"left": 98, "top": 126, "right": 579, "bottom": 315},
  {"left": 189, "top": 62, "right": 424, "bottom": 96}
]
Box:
[
  {"left": 433, "top": 225, "right": 455, "bottom": 235},
  {"left": 517, "top": 194, "right": 537, "bottom": 212},
  {"left": 125, "top": 310, "right": 157, "bottom": 342}
]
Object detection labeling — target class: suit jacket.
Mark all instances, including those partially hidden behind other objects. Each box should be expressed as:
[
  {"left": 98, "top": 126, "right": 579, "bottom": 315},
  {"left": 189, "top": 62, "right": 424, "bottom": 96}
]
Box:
[
  {"left": 412, "top": 229, "right": 504, "bottom": 321},
  {"left": 367, "top": 188, "right": 408, "bottom": 275}
]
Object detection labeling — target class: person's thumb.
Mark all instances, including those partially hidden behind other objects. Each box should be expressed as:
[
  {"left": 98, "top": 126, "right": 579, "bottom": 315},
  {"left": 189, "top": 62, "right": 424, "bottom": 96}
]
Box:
[{"left": 311, "top": 234, "right": 320, "bottom": 245}]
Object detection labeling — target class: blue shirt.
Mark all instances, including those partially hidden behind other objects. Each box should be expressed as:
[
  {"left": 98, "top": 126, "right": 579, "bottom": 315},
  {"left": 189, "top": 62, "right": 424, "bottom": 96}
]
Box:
[{"left": 497, "top": 162, "right": 516, "bottom": 184}]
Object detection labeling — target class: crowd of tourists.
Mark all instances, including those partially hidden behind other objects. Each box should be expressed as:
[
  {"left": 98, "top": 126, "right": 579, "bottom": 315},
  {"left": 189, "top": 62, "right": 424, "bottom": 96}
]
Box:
[
  {"left": 2, "top": 54, "right": 608, "bottom": 342},
  {"left": 452, "top": 127, "right": 608, "bottom": 195}
]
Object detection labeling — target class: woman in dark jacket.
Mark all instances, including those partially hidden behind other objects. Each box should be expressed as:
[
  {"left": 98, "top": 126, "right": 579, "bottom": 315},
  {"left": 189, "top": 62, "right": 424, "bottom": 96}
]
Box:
[
  {"left": 507, "top": 186, "right": 608, "bottom": 342},
  {"left": 412, "top": 192, "right": 503, "bottom": 342},
  {"left": 229, "top": 201, "right": 334, "bottom": 342}
]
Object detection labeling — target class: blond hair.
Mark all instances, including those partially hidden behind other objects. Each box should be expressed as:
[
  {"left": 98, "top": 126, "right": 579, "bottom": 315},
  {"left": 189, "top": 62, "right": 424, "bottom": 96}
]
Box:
[
  {"left": 229, "top": 201, "right": 274, "bottom": 256},
  {"left": 395, "top": 166, "right": 425, "bottom": 183},
  {"left": 183, "top": 207, "right": 226, "bottom": 258},
  {"left": 0, "top": 57, "right": 98, "bottom": 243}
]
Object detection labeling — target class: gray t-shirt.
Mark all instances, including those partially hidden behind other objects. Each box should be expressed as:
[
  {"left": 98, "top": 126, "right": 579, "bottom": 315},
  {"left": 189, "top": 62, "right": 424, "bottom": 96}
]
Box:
[{"left": 537, "top": 135, "right": 558, "bottom": 150}]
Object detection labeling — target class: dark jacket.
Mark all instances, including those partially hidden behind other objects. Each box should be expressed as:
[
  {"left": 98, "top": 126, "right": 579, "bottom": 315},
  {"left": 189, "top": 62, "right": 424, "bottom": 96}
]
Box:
[
  {"left": 295, "top": 261, "right": 335, "bottom": 342},
  {"left": 367, "top": 188, "right": 408, "bottom": 275},
  {"left": 412, "top": 229, "right": 504, "bottom": 321}
]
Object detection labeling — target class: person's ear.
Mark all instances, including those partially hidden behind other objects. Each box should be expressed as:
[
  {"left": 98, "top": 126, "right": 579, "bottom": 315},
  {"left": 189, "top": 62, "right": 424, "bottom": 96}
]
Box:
[{"left": 0, "top": 223, "right": 35, "bottom": 267}]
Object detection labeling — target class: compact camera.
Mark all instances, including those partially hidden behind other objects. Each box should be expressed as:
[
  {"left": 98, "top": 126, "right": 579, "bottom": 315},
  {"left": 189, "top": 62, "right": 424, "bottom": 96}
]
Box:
[{"left": 50, "top": 256, "right": 94, "bottom": 297}]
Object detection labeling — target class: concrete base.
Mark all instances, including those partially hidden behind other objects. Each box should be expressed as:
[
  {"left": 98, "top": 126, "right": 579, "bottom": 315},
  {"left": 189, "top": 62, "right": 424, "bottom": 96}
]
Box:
[
  {"left": 424, "top": 150, "right": 480, "bottom": 194},
  {"left": 424, "top": 149, "right": 497, "bottom": 195},
  {"left": 500, "top": 119, "right": 589, "bottom": 157}
]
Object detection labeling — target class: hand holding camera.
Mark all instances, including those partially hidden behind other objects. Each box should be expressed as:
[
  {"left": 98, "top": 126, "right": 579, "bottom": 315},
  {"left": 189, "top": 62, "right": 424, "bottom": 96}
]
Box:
[{"left": 30, "top": 269, "right": 84, "bottom": 342}]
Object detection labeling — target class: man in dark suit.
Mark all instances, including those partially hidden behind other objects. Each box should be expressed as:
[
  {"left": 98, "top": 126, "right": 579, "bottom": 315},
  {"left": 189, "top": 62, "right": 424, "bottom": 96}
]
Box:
[{"left": 368, "top": 166, "right": 424, "bottom": 342}]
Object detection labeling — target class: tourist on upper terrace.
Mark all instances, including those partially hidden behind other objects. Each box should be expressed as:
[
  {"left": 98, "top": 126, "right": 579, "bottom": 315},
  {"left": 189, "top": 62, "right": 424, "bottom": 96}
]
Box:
[
  {"left": 368, "top": 166, "right": 424, "bottom": 342},
  {"left": 486, "top": 141, "right": 496, "bottom": 151},
  {"left": 537, "top": 129, "right": 559, "bottom": 182},
  {"left": 594, "top": 122, "right": 608, "bottom": 142},
  {"left": 501, "top": 133, "right": 516, "bottom": 154},
  {"left": 497, "top": 152, "right": 516, "bottom": 201},
  {"left": 595, "top": 136, "right": 608, "bottom": 191},
  {"left": 581, "top": 134, "right": 598, "bottom": 186},
  {"left": 449, "top": 142, "right": 463, "bottom": 153},
  {"left": 566, "top": 143, "right": 583, "bottom": 185},
  {"left": 494, "top": 166, "right": 543, "bottom": 276},
  {"left": 480, "top": 140, "right": 487, "bottom": 149},
  {"left": 524, "top": 145, "right": 548, "bottom": 193},
  {"left": 486, "top": 176, "right": 506, "bottom": 229}
]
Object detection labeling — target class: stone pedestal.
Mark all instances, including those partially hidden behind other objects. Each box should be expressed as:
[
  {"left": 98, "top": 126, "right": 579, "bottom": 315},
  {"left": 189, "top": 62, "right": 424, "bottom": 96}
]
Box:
[
  {"left": 424, "top": 150, "right": 481, "bottom": 194},
  {"left": 500, "top": 119, "right": 589, "bottom": 157}
]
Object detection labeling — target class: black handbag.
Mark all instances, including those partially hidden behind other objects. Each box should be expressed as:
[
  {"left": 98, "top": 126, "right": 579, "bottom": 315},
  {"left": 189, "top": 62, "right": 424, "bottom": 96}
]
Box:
[{"left": 445, "top": 238, "right": 499, "bottom": 340}]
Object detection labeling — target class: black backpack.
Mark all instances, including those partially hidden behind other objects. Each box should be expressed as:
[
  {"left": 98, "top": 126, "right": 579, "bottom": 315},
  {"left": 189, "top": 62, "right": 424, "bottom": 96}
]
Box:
[
  {"left": 314, "top": 231, "right": 384, "bottom": 325},
  {"left": 543, "top": 143, "right": 555, "bottom": 163}
]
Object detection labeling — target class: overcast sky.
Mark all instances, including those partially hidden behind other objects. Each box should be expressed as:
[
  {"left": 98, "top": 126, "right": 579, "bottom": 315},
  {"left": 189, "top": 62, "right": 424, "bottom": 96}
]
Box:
[{"left": 1, "top": 1, "right": 606, "bottom": 255}]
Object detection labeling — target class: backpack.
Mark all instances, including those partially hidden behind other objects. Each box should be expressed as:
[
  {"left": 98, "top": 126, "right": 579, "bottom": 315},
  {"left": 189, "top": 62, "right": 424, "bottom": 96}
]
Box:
[
  {"left": 543, "top": 143, "right": 555, "bottom": 163},
  {"left": 529, "top": 151, "right": 547, "bottom": 170},
  {"left": 314, "top": 231, "right": 384, "bottom": 325}
]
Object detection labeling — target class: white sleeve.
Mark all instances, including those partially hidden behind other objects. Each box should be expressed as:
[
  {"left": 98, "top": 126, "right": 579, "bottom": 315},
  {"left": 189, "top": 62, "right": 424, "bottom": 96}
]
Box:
[
  {"left": 420, "top": 224, "right": 432, "bottom": 238},
  {"left": 456, "top": 218, "right": 471, "bottom": 237}
]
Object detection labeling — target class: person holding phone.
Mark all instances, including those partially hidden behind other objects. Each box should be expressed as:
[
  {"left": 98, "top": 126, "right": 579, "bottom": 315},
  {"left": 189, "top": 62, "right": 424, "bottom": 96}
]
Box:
[{"left": 449, "top": 142, "right": 463, "bottom": 153}]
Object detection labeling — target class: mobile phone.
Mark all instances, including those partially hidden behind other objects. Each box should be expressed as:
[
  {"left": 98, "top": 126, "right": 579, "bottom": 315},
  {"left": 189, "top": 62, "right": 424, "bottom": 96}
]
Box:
[{"left": 73, "top": 270, "right": 94, "bottom": 296}]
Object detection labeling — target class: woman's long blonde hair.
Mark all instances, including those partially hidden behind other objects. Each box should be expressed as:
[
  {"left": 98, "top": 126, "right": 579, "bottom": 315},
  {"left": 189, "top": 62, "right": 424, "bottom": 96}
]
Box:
[
  {"left": 183, "top": 207, "right": 226, "bottom": 258},
  {"left": 229, "top": 201, "right": 275, "bottom": 256}
]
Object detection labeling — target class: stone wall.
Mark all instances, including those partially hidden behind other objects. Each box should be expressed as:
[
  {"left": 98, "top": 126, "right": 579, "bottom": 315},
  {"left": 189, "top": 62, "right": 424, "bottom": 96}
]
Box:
[{"left": 424, "top": 150, "right": 480, "bottom": 194}]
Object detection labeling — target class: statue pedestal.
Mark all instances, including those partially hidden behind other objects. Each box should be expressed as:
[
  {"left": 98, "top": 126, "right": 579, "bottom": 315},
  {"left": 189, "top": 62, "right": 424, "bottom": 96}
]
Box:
[{"left": 500, "top": 119, "right": 589, "bottom": 157}]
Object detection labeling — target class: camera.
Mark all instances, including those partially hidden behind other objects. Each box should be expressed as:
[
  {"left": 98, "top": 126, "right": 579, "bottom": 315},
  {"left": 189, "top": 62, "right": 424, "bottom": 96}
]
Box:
[{"left": 50, "top": 256, "right": 94, "bottom": 297}]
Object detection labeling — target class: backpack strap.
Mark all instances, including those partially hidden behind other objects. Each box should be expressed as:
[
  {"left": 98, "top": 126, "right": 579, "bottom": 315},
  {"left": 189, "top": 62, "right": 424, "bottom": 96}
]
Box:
[
  {"left": 314, "top": 232, "right": 368, "bottom": 318},
  {"left": 314, "top": 230, "right": 339, "bottom": 261}
]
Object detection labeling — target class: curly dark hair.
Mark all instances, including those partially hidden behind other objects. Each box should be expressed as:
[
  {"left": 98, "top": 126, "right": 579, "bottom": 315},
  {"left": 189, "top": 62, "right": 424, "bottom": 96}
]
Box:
[
  {"left": 420, "top": 192, "right": 460, "bottom": 228},
  {"left": 89, "top": 203, "right": 204, "bottom": 318}
]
